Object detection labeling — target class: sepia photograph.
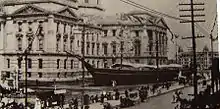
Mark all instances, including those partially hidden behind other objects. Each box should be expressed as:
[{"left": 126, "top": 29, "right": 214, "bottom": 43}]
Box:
[{"left": 0, "top": 0, "right": 218, "bottom": 109}]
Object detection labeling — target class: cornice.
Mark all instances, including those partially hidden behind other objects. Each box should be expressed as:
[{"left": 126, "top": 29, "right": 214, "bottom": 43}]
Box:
[{"left": 1, "top": 0, "right": 78, "bottom": 10}]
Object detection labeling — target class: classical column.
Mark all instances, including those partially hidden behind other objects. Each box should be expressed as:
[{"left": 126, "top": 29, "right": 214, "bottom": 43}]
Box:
[
  {"left": 47, "top": 15, "right": 56, "bottom": 52},
  {"left": 0, "top": 21, "right": 4, "bottom": 51},
  {"left": 5, "top": 17, "right": 15, "bottom": 52}
]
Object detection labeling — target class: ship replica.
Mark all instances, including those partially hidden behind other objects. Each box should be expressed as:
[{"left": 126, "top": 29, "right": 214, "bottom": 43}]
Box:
[
  {"left": 84, "top": 61, "right": 183, "bottom": 85},
  {"left": 66, "top": 52, "right": 186, "bottom": 86}
]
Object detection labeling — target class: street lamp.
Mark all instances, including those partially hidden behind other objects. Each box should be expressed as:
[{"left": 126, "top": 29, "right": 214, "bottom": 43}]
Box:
[{"left": 16, "top": 24, "right": 41, "bottom": 109}]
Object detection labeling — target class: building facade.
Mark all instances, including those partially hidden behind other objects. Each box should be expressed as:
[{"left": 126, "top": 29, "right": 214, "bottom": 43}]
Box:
[
  {"left": 90, "top": 11, "right": 169, "bottom": 67},
  {"left": 0, "top": 0, "right": 104, "bottom": 85},
  {"left": 178, "top": 46, "right": 219, "bottom": 72},
  {"left": 0, "top": 0, "right": 170, "bottom": 86}
]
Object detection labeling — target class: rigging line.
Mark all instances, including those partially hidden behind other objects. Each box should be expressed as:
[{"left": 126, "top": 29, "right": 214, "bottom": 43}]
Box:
[
  {"left": 125, "top": 0, "right": 184, "bottom": 20},
  {"left": 119, "top": 0, "right": 175, "bottom": 39},
  {"left": 120, "top": 0, "right": 211, "bottom": 37},
  {"left": 210, "top": 14, "right": 217, "bottom": 34}
]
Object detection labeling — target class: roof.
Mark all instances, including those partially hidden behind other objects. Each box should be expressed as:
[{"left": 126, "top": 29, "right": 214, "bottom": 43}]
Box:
[
  {"left": 0, "top": 0, "right": 78, "bottom": 9},
  {"left": 95, "top": 11, "right": 168, "bottom": 28}
]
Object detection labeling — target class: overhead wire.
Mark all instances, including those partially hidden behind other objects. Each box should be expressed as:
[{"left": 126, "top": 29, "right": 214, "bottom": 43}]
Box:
[{"left": 119, "top": 0, "right": 215, "bottom": 38}]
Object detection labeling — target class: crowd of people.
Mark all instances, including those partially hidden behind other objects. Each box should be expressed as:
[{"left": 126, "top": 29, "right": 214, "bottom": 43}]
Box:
[
  {"left": 0, "top": 81, "right": 176, "bottom": 109},
  {"left": 65, "top": 82, "right": 174, "bottom": 109}
]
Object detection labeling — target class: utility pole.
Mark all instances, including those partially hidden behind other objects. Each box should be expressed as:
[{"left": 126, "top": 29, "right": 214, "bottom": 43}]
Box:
[
  {"left": 119, "top": 25, "right": 124, "bottom": 69},
  {"left": 179, "top": 0, "right": 205, "bottom": 101},
  {"left": 210, "top": 14, "right": 218, "bottom": 92},
  {"left": 120, "top": 41, "right": 124, "bottom": 68},
  {"left": 81, "top": 23, "right": 85, "bottom": 107},
  {"left": 24, "top": 50, "right": 28, "bottom": 109}
]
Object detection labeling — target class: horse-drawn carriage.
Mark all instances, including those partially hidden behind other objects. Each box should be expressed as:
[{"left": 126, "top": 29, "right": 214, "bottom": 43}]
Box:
[{"left": 120, "top": 90, "right": 140, "bottom": 108}]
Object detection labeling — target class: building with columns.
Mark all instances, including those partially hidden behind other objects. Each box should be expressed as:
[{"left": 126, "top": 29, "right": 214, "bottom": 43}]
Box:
[
  {"left": 0, "top": 0, "right": 170, "bottom": 86},
  {"left": 178, "top": 45, "right": 219, "bottom": 73},
  {"left": 0, "top": 0, "right": 104, "bottom": 86},
  {"left": 90, "top": 11, "right": 169, "bottom": 67}
]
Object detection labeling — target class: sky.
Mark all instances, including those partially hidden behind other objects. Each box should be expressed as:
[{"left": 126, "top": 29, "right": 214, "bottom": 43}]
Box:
[{"left": 102, "top": 0, "right": 218, "bottom": 59}]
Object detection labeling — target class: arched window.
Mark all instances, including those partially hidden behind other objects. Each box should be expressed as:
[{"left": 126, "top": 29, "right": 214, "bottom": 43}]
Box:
[
  {"left": 16, "top": 22, "right": 23, "bottom": 51},
  {"left": 97, "top": 61, "right": 99, "bottom": 68},
  {"left": 111, "top": 41, "right": 117, "bottom": 55},
  {"left": 70, "top": 36, "right": 74, "bottom": 51},
  {"left": 102, "top": 43, "right": 108, "bottom": 55},
  {"left": 17, "top": 37, "right": 22, "bottom": 51},
  {"left": 56, "top": 34, "right": 61, "bottom": 51},
  {"left": 38, "top": 35, "right": 44, "bottom": 50},
  {"left": 63, "top": 34, "right": 68, "bottom": 52},
  {"left": 38, "top": 21, "right": 44, "bottom": 50}
]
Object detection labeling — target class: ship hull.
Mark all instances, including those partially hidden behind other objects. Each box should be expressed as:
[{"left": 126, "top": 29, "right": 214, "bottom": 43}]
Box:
[{"left": 89, "top": 69, "right": 179, "bottom": 85}]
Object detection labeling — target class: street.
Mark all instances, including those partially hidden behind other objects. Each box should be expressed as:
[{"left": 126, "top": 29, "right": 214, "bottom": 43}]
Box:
[{"left": 125, "top": 86, "right": 194, "bottom": 109}]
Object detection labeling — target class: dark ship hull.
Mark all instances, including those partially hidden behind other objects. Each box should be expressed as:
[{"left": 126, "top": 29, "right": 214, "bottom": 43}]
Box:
[
  {"left": 66, "top": 53, "right": 183, "bottom": 86},
  {"left": 85, "top": 66, "right": 180, "bottom": 85}
]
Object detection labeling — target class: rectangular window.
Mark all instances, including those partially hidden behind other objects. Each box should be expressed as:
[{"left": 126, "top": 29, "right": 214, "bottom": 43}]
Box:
[
  {"left": 28, "top": 39, "right": 32, "bottom": 51},
  {"left": 39, "top": 38, "right": 44, "bottom": 50},
  {"left": 86, "top": 33, "right": 89, "bottom": 41},
  {"left": 86, "top": 42, "right": 90, "bottom": 55},
  {"left": 104, "top": 30, "right": 108, "bottom": 36},
  {"left": 18, "top": 38, "right": 22, "bottom": 51},
  {"left": 64, "top": 24, "right": 66, "bottom": 33},
  {"left": 112, "top": 30, "right": 116, "bottom": 36},
  {"left": 81, "top": 41, "right": 84, "bottom": 54},
  {"left": 97, "top": 61, "right": 99, "bottom": 68},
  {"left": 112, "top": 44, "right": 116, "bottom": 55},
  {"left": 103, "top": 44, "right": 108, "bottom": 55},
  {"left": 57, "top": 59, "right": 60, "bottom": 69},
  {"left": 56, "top": 39, "right": 60, "bottom": 52},
  {"left": 17, "top": 58, "right": 22, "bottom": 69},
  {"left": 70, "top": 40, "right": 73, "bottom": 51},
  {"left": 112, "top": 58, "right": 116, "bottom": 64},
  {"left": 38, "top": 72, "right": 42, "bottom": 78},
  {"left": 64, "top": 59, "right": 67, "bottom": 69},
  {"left": 97, "top": 43, "right": 100, "bottom": 55},
  {"left": 71, "top": 60, "right": 73, "bottom": 69},
  {"left": 38, "top": 59, "right": 43, "bottom": 69},
  {"left": 92, "top": 43, "right": 95, "bottom": 55},
  {"left": 56, "top": 22, "right": 59, "bottom": 32},
  {"left": 28, "top": 72, "right": 31, "bottom": 77},
  {"left": 74, "top": 61, "right": 79, "bottom": 68},
  {"left": 147, "top": 30, "right": 153, "bottom": 40},
  {"left": 70, "top": 25, "right": 73, "bottom": 34},
  {"left": 135, "top": 30, "right": 139, "bottom": 37},
  {"left": 7, "top": 59, "right": 10, "bottom": 68},
  {"left": 97, "top": 33, "right": 99, "bottom": 41},
  {"left": 28, "top": 59, "right": 32, "bottom": 69}
]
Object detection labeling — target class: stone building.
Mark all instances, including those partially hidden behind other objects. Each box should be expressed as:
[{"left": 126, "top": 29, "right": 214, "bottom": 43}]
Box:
[
  {"left": 0, "top": 0, "right": 170, "bottom": 86},
  {"left": 90, "top": 11, "right": 169, "bottom": 67},
  {"left": 178, "top": 45, "right": 219, "bottom": 72},
  {"left": 0, "top": 0, "right": 104, "bottom": 85}
]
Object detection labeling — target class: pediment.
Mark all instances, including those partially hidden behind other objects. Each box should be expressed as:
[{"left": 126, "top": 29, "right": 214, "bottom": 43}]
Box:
[
  {"left": 156, "top": 18, "right": 168, "bottom": 28},
  {"left": 57, "top": 7, "right": 77, "bottom": 18},
  {"left": 12, "top": 4, "right": 48, "bottom": 15}
]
